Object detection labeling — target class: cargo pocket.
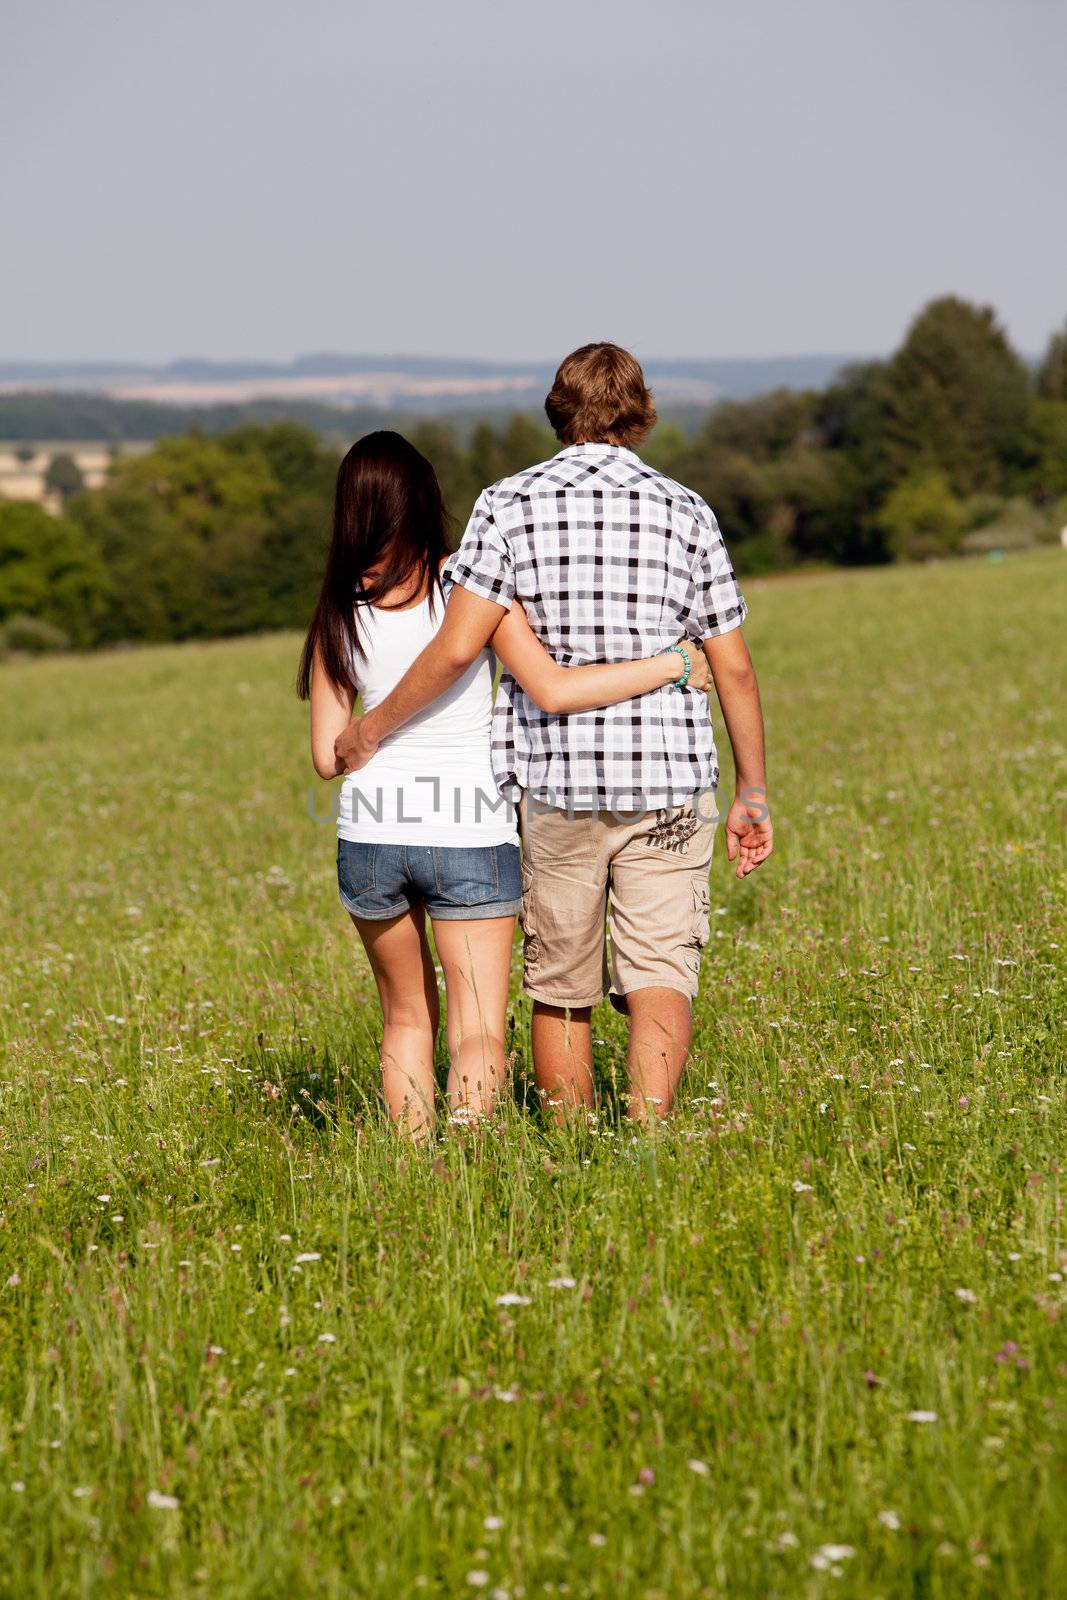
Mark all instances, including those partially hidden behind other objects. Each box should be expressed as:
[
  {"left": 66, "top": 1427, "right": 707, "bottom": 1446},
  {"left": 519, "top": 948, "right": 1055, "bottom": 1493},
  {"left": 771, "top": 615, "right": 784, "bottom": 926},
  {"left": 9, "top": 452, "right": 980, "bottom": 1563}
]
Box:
[
  {"left": 685, "top": 875, "right": 711, "bottom": 977},
  {"left": 520, "top": 860, "right": 542, "bottom": 976}
]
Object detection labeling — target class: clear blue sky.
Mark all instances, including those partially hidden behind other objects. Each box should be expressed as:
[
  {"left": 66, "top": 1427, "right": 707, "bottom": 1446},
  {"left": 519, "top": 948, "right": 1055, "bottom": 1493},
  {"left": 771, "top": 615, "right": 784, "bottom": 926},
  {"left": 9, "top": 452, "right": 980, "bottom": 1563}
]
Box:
[{"left": 3, "top": 0, "right": 1064, "bottom": 364}]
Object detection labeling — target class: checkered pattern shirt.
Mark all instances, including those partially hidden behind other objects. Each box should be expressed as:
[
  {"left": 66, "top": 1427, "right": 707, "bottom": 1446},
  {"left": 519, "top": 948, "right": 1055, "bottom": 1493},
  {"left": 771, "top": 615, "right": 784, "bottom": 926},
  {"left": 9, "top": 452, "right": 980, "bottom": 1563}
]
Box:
[{"left": 444, "top": 442, "right": 747, "bottom": 811}]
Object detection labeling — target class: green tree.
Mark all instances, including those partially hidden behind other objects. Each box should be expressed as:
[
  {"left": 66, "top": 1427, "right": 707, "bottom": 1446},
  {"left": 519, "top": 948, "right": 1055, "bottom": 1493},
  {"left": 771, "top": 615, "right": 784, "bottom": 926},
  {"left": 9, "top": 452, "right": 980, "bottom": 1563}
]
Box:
[
  {"left": 408, "top": 421, "right": 479, "bottom": 533},
  {"left": 216, "top": 423, "right": 336, "bottom": 630},
  {"left": 497, "top": 414, "right": 554, "bottom": 476},
  {"left": 1036, "top": 319, "right": 1067, "bottom": 401},
  {"left": 702, "top": 388, "right": 819, "bottom": 461},
  {"left": 669, "top": 443, "right": 777, "bottom": 560},
  {"left": 221, "top": 422, "right": 335, "bottom": 495},
  {"left": 466, "top": 421, "right": 508, "bottom": 491},
  {"left": 1020, "top": 399, "right": 1067, "bottom": 501},
  {"left": 770, "top": 447, "right": 853, "bottom": 565},
  {"left": 877, "top": 470, "right": 964, "bottom": 561},
  {"left": 0, "top": 501, "right": 109, "bottom": 645},
  {"left": 813, "top": 361, "right": 895, "bottom": 564},
  {"left": 70, "top": 434, "right": 279, "bottom": 641},
  {"left": 44, "top": 452, "right": 85, "bottom": 502},
  {"left": 881, "top": 297, "right": 1030, "bottom": 493},
  {"left": 642, "top": 421, "right": 688, "bottom": 477}
]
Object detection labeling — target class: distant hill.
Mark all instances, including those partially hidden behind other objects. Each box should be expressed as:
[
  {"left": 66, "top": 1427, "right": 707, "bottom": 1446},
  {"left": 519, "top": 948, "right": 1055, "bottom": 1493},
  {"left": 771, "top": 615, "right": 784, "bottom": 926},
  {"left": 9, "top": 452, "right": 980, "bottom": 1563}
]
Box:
[{"left": 0, "top": 351, "right": 863, "bottom": 430}]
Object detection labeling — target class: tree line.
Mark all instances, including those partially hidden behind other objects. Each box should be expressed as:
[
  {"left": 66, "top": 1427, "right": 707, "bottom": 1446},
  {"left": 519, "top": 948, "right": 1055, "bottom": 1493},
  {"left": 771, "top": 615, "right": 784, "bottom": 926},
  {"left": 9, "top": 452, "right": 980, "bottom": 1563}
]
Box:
[{"left": 2, "top": 296, "right": 1065, "bottom": 651}]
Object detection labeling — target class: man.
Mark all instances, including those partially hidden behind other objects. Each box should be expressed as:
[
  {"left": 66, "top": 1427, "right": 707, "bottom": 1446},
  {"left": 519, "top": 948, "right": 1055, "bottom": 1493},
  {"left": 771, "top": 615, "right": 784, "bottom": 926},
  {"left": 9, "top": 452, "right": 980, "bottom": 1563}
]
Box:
[{"left": 336, "top": 342, "right": 772, "bottom": 1119}]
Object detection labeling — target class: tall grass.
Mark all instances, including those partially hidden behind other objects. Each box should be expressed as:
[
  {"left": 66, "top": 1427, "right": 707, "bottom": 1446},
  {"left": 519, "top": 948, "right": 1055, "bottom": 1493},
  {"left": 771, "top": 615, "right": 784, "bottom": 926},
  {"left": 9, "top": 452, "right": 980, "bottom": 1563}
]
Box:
[{"left": 0, "top": 550, "right": 1064, "bottom": 1597}]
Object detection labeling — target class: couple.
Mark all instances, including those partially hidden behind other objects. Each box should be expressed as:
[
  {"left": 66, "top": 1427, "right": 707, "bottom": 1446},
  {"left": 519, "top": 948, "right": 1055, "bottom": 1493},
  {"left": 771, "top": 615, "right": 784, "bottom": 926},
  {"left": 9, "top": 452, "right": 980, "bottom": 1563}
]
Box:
[{"left": 299, "top": 343, "right": 772, "bottom": 1135}]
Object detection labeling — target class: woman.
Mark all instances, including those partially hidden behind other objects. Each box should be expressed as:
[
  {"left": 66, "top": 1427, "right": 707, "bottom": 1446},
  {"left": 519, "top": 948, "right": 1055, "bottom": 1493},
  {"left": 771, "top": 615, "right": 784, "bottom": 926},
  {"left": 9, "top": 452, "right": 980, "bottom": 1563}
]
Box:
[{"left": 298, "top": 431, "right": 706, "bottom": 1136}]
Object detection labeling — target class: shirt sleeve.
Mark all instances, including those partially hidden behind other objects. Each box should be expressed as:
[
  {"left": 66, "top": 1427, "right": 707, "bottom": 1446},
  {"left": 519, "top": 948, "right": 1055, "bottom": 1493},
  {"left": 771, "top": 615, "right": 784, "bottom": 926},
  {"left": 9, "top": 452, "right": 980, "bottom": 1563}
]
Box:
[
  {"left": 682, "top": 499, "right": 748, "bottom": 639},
  {"left": 442, "top": 491, "right": 515, "bottom": 609}
]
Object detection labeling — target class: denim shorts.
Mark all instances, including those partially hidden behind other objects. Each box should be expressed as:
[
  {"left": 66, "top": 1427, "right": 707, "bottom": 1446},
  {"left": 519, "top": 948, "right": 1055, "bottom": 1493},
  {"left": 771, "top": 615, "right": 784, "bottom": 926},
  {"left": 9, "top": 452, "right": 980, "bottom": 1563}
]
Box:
[{"left": 337, "top": 840, "right": 522, "bottom": 922}]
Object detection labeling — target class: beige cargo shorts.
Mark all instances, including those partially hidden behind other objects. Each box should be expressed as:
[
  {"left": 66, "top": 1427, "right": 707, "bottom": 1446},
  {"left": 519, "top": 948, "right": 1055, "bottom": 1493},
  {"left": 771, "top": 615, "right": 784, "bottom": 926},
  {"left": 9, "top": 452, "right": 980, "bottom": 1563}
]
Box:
[{"left": 518, "top": 794, "right": 717, "bottom": 1008}]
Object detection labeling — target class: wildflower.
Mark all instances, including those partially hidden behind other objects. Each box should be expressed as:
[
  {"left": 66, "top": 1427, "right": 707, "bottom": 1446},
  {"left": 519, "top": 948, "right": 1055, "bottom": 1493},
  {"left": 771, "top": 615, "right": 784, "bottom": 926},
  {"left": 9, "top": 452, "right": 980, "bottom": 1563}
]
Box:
[
  {"left": 294, "top": 1252, "right": 321, "bottom": 1264},
  {"left": 483, "top": 1515, "right": 503, "bottom": 1531},
  {"left": 72, "top": 1487, "right": 92, "bottom": 1499},
  {"left": 589, "top": 1532, "right": 607, "bottom": 1547},
  {"left": 637, "top": 1466, "right": 655, "bottom": 1487},
  {"left": 547, "top": 1277, "right": 577, "bottom": 1289},
  {"left": 686, "top": 1459, "right": 710, "bottom": 1477},
  {"left": 466, "top": 1573, "right": 489, "bottom": 1589},
  {"left": 777, "top": 1531, "right": 799, "bottom": 1548},
  {"left": 146, "top": 1490, "right": 180, "bottom": 1510},
  {"left": 495, "top": 1293, "right": 531, "bottom": 1307},
  {"left": 5, "top": 1273, "right": 19, "bottom": 1288},
  {"left": 878, "top": 1510, "right": 901, "bottom": 1531},
  {"left": 11, "top": 1482, "right": 25, "bottom": 1493},
  {"left": 792, "top": 1180, "right": 813, "bottom": 1194},
  {"left": 954, "top": 1288, "right": 977, "bottom": 1304},
  {"left": 907, "top": 1410, "right": 937, "bottom": 1423},
  {"left": 317, "top": 1333, "right": 336, "bottom": 1344},
  {"left": 811, "top": 1544, "right": 855, "bottom": 1570}
]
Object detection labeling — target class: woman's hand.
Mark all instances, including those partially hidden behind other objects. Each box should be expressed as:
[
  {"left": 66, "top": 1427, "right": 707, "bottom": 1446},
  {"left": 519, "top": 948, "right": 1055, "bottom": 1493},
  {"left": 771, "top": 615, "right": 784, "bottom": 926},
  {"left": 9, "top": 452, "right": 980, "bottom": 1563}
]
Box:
[{"left": 673, "top": 639, "right": 710, "bottom": 692}]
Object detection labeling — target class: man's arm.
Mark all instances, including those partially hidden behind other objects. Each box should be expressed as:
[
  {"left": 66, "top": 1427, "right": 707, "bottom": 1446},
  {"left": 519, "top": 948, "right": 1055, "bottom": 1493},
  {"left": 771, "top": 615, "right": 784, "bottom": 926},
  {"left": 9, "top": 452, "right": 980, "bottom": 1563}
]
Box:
[
  {"left": 335, "top": 587, "right": 505, "bottom": 771},
  {"left": 704, "top": 629, "right": 773, "bottom": 879}
]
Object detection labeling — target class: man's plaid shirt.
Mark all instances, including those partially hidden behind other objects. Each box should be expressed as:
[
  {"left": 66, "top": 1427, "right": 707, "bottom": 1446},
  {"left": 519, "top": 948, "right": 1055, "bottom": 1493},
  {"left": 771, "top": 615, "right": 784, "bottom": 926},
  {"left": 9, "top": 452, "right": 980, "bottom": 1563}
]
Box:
[{"left": 444, "top": 442, "right": 748, "bottom": 811}]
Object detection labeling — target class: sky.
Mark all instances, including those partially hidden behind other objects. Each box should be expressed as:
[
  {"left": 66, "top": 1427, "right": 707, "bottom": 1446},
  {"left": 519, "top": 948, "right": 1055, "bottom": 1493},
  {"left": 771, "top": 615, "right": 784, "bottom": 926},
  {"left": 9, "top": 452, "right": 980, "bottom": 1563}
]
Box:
[{"left": 2, "top": 0, "right": 1064, "bottom": 365}]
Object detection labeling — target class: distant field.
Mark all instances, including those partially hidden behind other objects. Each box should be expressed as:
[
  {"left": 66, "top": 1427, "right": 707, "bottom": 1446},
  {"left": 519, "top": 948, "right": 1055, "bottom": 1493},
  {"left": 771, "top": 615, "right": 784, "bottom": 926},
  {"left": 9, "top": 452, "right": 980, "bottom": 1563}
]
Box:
[{"left": 0, "top": 550, "right": 1064, "bottom": 1598}]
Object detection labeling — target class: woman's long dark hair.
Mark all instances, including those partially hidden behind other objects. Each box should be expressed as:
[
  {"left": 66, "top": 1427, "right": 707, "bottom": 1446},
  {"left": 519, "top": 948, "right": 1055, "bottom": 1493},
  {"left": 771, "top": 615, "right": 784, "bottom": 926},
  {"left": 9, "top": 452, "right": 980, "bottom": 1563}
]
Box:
[{"left": 297, "top": 431, "right": 450, "bottom": 698}]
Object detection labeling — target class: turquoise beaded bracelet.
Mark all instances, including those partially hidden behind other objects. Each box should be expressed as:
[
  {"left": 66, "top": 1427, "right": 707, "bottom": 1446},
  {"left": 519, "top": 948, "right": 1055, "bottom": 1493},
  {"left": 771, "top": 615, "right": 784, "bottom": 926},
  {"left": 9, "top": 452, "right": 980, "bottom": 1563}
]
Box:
[{"left": 662, "top": 643, "right": 691, "bottom": 687}]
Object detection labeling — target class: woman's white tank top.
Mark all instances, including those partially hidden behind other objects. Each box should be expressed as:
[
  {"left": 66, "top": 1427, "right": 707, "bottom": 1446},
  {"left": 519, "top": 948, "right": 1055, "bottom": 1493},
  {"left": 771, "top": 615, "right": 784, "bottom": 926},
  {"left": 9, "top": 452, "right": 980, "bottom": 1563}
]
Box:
[{"left": 337, "top": 593, "right": 517, "bottom": 846}]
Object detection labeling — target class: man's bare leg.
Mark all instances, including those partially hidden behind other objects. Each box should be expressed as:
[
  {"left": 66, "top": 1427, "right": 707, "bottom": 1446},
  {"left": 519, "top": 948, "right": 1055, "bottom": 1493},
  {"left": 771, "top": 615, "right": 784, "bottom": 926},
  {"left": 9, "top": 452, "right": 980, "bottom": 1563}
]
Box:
[
  {"left": 626, "top": 988, "right": 692, "bottom": 1121},
  {"left": 531, "top": 1001, "right": 594, "bottom": 1116}
]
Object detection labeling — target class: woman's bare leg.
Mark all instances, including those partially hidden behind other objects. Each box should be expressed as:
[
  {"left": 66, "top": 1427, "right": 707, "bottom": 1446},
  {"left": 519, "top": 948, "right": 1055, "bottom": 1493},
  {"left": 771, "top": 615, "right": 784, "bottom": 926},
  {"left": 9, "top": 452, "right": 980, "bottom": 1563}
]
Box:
[
  {"left": 432, "top": 916, "right": 515, "bottom": 1121},
  {"left": 352, "top": 907, "right": 439, "bottom": 1137}
]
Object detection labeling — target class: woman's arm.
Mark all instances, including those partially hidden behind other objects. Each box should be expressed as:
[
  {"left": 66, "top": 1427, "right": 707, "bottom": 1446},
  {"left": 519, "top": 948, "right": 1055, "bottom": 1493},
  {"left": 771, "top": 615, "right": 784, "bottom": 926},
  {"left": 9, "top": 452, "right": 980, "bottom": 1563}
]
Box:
[
  {"left": 310, "top": 639, "right": 356, "bottom": 778},
  {"left": 490, "top": 603, "right": 708, "bottom": 714}
]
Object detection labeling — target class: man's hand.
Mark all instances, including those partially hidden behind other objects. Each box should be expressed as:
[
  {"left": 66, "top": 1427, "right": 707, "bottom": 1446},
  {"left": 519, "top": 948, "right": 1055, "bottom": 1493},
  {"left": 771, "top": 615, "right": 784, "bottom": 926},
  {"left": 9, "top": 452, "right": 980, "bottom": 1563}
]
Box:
[
  {"left": 334, "top": 715, "right": 381, "bottom": 773},
  {"left": 724, "top": 788, "right": 773, "bottom": 879},
  {"left": 675, "top": 639, "right": 710, "bottom": 692}
]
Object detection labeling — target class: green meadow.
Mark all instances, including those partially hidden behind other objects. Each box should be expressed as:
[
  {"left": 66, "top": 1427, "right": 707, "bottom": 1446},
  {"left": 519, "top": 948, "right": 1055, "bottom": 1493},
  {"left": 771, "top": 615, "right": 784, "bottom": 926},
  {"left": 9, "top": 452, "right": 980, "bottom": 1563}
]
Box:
[{"left": 0, "top": 548, "right": 1064, "bottom": 1598}]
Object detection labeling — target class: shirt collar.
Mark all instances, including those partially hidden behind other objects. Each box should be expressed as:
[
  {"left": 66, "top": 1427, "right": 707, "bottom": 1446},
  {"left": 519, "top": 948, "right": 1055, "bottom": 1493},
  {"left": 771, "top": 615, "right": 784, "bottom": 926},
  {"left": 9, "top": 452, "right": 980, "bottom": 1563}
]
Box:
[{"left": 557, "top": 441, "right": 640, "bottom": 463}]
